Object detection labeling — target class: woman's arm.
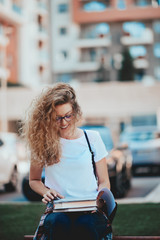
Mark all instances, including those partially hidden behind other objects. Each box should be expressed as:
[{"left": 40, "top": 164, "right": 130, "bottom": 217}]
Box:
[
  {"left": 29, "top": 163, "right": 64, "bottom": 204},
  {"left": 95, "top": 157, "right": 111, "bottom": 191}
]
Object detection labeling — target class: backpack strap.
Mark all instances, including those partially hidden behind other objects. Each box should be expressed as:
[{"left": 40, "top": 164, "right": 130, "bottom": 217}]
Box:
[{"left": 83, "top": 130, "right": 97, "bottom": 179}]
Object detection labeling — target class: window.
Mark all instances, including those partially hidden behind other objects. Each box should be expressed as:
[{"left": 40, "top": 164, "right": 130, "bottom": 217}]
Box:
[
  {"left": 154, "top": 66, "right": 160, "bottom": 80},
  {"left": 89, "top": 49, "right": 96, "bottom": 61},
  {"left": 153, "top": 43, "right": 160, "bottom": 58},
  {"left": 117, "top": 0, "right": 126, "bottom": 9},
  {"left": 59, "top": 27, "right": 67, "bottom": 35},
  {"left": 94, "top": 23, "right": 110, "bottom": 37},
  {"left": 12, "top": 0, "right": 22, "bottom": 14},
  {"left": 134, "top": 0, "right": 152, "bottom": 7},
  {"left": 57, "top": 74, "right": 72, "bottom": 83},
  {"left": 153, "top": 21, "right": 160, "bottom": 34},
  {"left": 131, "top": 115, "right": 157, "bottom": 127},
  {"left": 56, "top": 50, "right": 68, "bottom": 62},
  {"left": 37, "top": 0, "right": 47, "bottom": 10},
  {"left": 58, "top": 3, "right": 68, "bottom": 13},
  {"left": 0, "top": 139, "right": 4, "bottom": 147},
  {"left": 61, "top": 50, "right": 68, "bottom": 59},
  {"left": 83, "top": 1, "right": 110, "bottom": 12}
]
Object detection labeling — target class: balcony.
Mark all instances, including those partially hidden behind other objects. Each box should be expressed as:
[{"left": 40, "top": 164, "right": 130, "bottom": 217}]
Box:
[
  {"left": 54, "top": 61, "right": 100, "bottom": 73},
  {"left": 74, "top": 61, "right": 99, "bottom": 72},
  {"left": 72, "top": 0, "right": 160, "bottom": 23},
  {"left": 133, "top": 57, "right": 149, "bottom": 69},
  {"left": 121, "top": 29, "right": 154, "bottom": 46},
  {"left": 76, "top": 37, "right": 111, "bottom": 48},
  {"left": 0, "top": 1, "right": 24, "bottom": 25}
]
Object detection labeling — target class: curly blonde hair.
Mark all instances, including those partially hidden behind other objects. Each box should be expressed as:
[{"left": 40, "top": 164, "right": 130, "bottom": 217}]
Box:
[{"left": 23, "top": 83, "right": 82, "bottom": 167}]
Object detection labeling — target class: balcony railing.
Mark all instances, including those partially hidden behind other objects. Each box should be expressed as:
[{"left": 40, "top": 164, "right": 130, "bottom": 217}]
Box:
[
  {"left": 54, "top": 60, "right": 100, "bottom": 73},
  {"left": 0, "top": 1, "right": 24, "bottom": 25},
  {"left": 76, "top": 37, "right": 111, "bottom": 48},
  {"left": 121, "top": 29, "right": 154, "bottom": 46},
  {"left": 74, "top": 61, "right": 99, "bottom": 72},
  {"left": 133, "top": 58, "right": 149, "bottom": 69}
]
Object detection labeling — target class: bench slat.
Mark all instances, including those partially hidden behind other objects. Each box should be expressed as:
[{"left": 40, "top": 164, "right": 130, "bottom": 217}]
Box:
[{"left": 24, "top": 235, "right": 160, "bottom": 240}]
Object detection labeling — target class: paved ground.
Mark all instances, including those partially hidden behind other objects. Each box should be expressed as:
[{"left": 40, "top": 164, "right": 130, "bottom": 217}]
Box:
[
  {"left": 0, "top": 176, "right": 160, "bottom": 204},
  {"left": 117, "top": 176, "right": 160, "bottom": 204}
]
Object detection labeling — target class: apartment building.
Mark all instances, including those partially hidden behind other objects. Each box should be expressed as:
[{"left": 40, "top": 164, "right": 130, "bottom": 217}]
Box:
[
  {"left": 0, "top": 0, "right": 51, "bottom": 132},
  {"left": 0, "top": 0, "right": 51, "bottom": 88},
  {"left": 51, "top": 0, "right": 160, "bottom": 83},
  {"left": 1, "top": 0, "right": 160, "bottom": 135},
  {"left": 0, "top": 0, "right": 23, "bottom": 86}
]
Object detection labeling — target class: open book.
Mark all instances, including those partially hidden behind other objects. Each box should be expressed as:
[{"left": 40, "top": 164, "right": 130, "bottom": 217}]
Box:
[
  {"left": 52, "top": 188, "right": 117, "bottom": 221},
  {"left": 52, "top": 188, "right": 115, "bottom": 214}
]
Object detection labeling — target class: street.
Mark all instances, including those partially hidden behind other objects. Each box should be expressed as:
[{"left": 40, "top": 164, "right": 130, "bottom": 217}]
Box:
[{"left": 0, "top": 176, "right": 160, "bottom": 203}]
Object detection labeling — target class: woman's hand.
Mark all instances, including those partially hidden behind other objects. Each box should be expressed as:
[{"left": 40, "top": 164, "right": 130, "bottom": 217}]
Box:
[{"left": 42, "top": 189, "right": 64, "bottom": 204}]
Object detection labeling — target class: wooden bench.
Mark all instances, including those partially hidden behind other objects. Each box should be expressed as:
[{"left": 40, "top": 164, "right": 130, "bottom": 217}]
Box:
[{"left": 24, "top": 235, "right": 160, "bottom": 240}]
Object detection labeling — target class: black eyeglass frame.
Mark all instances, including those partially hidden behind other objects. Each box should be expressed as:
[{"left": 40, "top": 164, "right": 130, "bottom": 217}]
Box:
[{"left": 56, "top": 113, "right": 74, "bottom": 123}]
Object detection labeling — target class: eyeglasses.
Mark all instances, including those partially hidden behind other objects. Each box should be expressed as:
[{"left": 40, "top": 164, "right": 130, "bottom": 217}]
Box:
[{"left": 56, "top": 113, "right": 74, "bottom": 123}]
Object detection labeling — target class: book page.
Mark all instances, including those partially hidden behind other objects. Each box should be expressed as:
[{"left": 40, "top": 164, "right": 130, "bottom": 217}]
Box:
[
  {"left": 54, "top": 194, "right": 97, "bottom": 203},
  {"left": 53, "top": 206, "right": 97, "bottom": 212}
]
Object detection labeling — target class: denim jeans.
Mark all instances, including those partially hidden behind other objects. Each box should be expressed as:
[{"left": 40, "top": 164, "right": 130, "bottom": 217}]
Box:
[{"left": 43, "top": 188, "right": 116, "bottom": 240}]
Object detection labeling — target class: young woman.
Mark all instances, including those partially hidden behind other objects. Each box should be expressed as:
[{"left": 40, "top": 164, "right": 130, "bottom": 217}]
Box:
[{"left": 23, "top": 83, "right": 116, "bottom": 240}]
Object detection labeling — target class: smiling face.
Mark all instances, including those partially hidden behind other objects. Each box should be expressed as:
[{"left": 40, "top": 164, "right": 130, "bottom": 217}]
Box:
[{"left": 55, "top": 103, "right": 75, "bottom": 139}]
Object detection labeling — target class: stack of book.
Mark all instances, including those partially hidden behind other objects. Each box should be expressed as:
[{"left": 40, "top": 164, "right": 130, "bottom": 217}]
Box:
[{"left": 53, "top": 197, "right": 97, "bottom": 212}]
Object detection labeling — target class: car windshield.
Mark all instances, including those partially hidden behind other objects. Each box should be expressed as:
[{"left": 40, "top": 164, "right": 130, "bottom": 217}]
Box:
[
  {"left": 81, "top": 125, "right": 114, "bottom": 151},
  {"left": 124, "top": 131, "right": 155, "bottom": 141}
]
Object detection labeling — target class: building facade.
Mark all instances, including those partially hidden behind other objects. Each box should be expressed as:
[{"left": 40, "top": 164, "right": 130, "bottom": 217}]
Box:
[
  {"left": 0, "top": 0, "right": 51, "bottom": 89},
  {"left": 0, "top": 0, "right": 160, "bottom": 136},
  {"left": 51, "top": 0, "right": 160, "bottom": 83},
  {"left": 0, "top": 0, "right": 51, "bottom": 132}
]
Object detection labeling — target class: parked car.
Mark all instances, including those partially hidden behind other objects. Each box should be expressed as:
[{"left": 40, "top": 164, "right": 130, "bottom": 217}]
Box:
[
  {"left": 119, "top": 125, "right": 160, "bottom": 175},
  {"left": 81, "top": 125, "right": 132, "bottom": 198},
  {"left": 22, "top": 125, "right": 132, "bottom": 201},
  {"left": 0, "top": 132, "right": 19, "bottom": 192},
  {"left": 22, "top": 168, "right": 45, "bottom": 201}
]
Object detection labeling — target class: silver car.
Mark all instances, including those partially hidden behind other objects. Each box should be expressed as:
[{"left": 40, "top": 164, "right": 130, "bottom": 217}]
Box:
[
  {"left": 120, "top": 126, "right": 160, "bottom": 175},
  {"left": 0, "top": 132, "right": 19, "bottom": 191}
]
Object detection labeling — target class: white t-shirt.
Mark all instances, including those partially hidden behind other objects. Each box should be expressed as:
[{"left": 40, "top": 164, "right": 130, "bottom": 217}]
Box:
[{"left": 45, "top": 130, "right": 108, "bottom": 200}]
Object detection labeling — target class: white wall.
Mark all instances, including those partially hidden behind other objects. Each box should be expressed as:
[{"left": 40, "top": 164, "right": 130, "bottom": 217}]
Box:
[
  {"left": 19, "top": 1, "right": 40, "bottom": 87},
  {"left": 0, "top": 82, "right": 160, "bottom": 121},
  {"left": 51, "top": 0, "right": 79, "bottom": 73}
]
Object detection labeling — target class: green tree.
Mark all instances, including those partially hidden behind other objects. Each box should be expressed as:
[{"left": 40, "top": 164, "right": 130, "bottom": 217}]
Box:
[{"left": 118, "top": 48, "right": 135, "bottom": 81}]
